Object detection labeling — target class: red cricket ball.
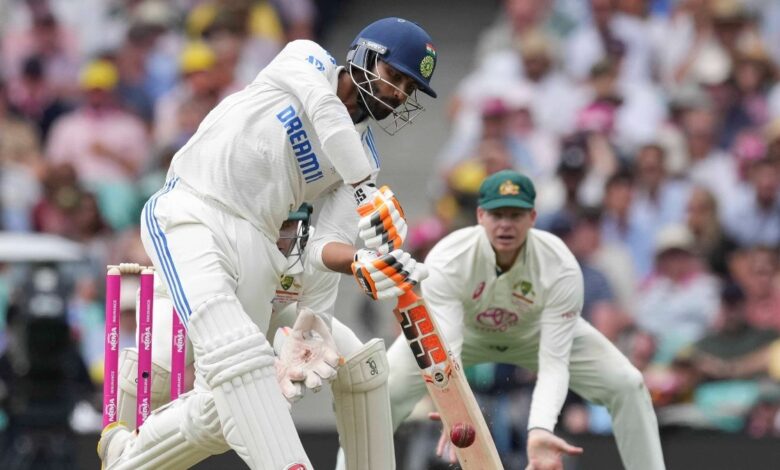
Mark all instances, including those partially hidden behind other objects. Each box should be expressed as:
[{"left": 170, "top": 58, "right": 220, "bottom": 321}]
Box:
[{"left": 450, "top": 422, "right": 476, "bottom": 448}]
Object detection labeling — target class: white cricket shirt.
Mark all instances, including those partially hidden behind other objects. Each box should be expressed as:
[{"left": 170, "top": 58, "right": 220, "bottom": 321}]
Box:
[
  {"left": 421, "top": 226, "right": 585, "bottom": 432},
  {"left": 167, "top": 40, "right": 380, "bottom": 243}
]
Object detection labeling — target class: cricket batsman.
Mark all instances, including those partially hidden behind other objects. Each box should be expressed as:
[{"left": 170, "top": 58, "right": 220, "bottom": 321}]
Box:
[{"left": 99, "top": 17, "right": 436, "bottom": 469}]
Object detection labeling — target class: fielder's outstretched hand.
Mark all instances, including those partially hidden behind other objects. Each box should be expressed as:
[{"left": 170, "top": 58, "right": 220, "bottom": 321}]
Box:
[
  {"left": 429, "top": 412, "right": 458, "bottom": 464},
  {"left": 525, "top": 428, "right": 583, "bottom": 470},
  {"left": 351, "top": 248, "right": 428, "bottom": 300},
  {"left": 274, "top": 308, "right": 342, "bottom": 404},
  {"left": 355, "top": 184, "right": 408, "bottom": 254}
]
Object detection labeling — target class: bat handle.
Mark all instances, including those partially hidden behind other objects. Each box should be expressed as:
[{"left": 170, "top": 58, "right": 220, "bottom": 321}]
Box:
[{"left": 396, "top": 290, "right": 419, "bottom": 310}]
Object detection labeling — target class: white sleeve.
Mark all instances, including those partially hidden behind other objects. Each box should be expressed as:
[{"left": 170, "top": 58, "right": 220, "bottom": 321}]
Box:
[
  {"left": 260, "top": 40, "right": 370, "bottom": 183},
  {"left": 307, "top": 184, "right": 361, "bottom": 272},
  {"left": 420, "top": 260, "right": 466, "bottom": 360},
  {"left": 528, "top": 270, "right": 584, "bottom": 432}
]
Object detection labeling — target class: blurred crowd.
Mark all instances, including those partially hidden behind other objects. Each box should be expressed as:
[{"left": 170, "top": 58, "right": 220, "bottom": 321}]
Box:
[
  {"left": 1, "top": 0, "right": 780, "bottom": 467},
  {"left": 396, "top": 0, "right": 780, "bottom": 467}
]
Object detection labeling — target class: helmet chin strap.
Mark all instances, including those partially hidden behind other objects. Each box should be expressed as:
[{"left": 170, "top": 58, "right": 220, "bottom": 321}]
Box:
[
  {"left": 353, "top": 90, "right": 370, "bottom": 124},
  {"left": 283, "top": 253, "right": 304, "bottom": 276}
]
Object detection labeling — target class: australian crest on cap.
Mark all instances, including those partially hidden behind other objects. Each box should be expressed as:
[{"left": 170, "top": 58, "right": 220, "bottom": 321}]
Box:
[{"left": 499, "top": 180, "right": 520, "bottom": 196}]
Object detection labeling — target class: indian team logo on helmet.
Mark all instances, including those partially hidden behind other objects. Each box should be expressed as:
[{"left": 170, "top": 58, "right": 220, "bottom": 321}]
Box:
[
  {"left": 420, "top": 56, "right": 434, "bottom": 79},
  {"left": 420, "top": 43, "right": 436, "bottom": 78}
]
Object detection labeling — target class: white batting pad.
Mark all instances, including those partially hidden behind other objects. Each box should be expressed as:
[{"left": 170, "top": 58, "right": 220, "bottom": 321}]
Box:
[
  {"left": 332, "top": 338, "right": 395, "bottom": 470},
  {"left": 188, "top": 295, "right": 311, "bottom": 469},
  {"left": 116, "top": 348, "right": 171, "bottom": 426},
  {"left": 106, "top": 390, "right": 228, "bottom": 470}
]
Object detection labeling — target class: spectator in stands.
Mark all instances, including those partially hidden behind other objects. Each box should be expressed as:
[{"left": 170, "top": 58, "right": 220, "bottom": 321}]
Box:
[
  {"left": 719, "top": 38, "right": 775, "bottom": 148},
  {"left": 577, "top": 57, "right": 667, "bottom": 154},
  {"left": 574, "top": 206, "right": 637, "bottom": 324},
  {"left": 0, "top": 5, "right": 81, "bottom": 100},
  {"left": 681, "top": 105, "right": 741, "bottom": 216},
  {"left": 600, "top": 170, "right": 656, "bottom": 278},
  {"left": 517, "top": 29, "right": 587, "bottom": 136},
  {"left": 5, "top": 54, "right": 72, "bottom": 139},
  {"left": 46, "top": 60, "right": 150, "bottom": 182},
  {"left": 46, "top": 59, "right": 150, "bottom": 229},
  {"left": 564, "top": 0, "right": 653, "bottom": 83},
  {"left": 730, "top": 246, "right": 780, "bottom": 333},
  {"left": 31, "top": 162, "right": 82, "bottom": 236},
  {"left": 538, "top": 131, "right": 615, "bottom": 219},
  {"left": 655, "top": 0, "right": 732, "bottom": 90},
  {"left": 473, "top": 0, "right": 558, "bottom": 64},
  {"left": 687, "top": 283, "right": 778, "bottom": 382},
  {"left": 685, "top": 186, "right": 738, "bottom": 277},
  {"left": 153, "top": 41, "right": 220, "bottom": 150},
  {"left": 634, "top": 224, "right": 721, "bottom": 364},
  {"left": 724, "top": 157, "right": 780, "bottom": 247},
  {"left": 0, "top": 79, "right": 43, "bottom": 231},
  {"left": 114, "top": 23, "right": 160, "bottom": 124},
  {"left": 630, "top": 143, "right": 691, "bottom": 234},
  {"left": 552, "top": 209, "right": 631, "bottom": 342}
]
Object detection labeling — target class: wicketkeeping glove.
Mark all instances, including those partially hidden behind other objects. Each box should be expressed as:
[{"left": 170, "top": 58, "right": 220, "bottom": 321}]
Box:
[
  {"left": 351, "top": 248, "right": 428, "bottom": 300},
  {"left": 354, "top": 184, "right": 408, "bottom": 254},
  {"left": 274, "top": 308, "right": 342, "bottom": 404}
]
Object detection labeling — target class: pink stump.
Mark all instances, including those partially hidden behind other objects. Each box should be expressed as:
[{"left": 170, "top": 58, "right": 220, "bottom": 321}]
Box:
[
  {"left": 103, "top": 268, "right": 121, "bottom": 427},
  {"left": 136, "top": 269, "right": 155, "bottom": 427},
  {"left": 171, "top": 309, "right": 186, "bottom": 400}
]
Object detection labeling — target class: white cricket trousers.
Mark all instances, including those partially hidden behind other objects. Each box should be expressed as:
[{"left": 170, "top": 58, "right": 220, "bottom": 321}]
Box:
[
  {"left": 139, "top": 177, "right": 312, "bottom": 469},
  {"left": 140, "top": 177, "right": 286, "bottom": 332},
  {"left": 387, "top": 321, "right": 666, "bottom": 470}
]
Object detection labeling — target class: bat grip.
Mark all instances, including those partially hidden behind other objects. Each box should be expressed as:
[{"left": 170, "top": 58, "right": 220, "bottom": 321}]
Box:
[{"left": 396, "top": 290, "right": 419, "bottom": 310}]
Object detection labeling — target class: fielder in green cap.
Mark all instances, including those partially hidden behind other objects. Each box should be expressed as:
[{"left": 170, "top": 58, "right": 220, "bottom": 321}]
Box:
[
  {"left": 386, "top": 169, "right": 665, "bottom": 470},
  {"left": 478, "top": 169, "right": 536, "bottom": 210}
]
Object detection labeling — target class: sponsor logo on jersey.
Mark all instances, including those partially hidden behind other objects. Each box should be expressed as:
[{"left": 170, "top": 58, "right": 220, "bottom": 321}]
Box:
[
  {"left": 475, "top": 308, "right": 518, "bottom": 332},
  {"left": 285, "top": 464, "right": 307, "bottom": 470},
  {"left": 561, "top": 310, "right": 577, "bottom": 320},
  {"left": 472, "top": 281, "right": 485, "bottom": 299},
  {"left": 276, "top": 105, "right": 324, "bottom": 183}
]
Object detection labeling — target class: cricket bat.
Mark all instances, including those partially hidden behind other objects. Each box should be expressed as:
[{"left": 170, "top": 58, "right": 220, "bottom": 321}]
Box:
[{"left": 394, "top": 290, "right": 504, "bottom": 469}]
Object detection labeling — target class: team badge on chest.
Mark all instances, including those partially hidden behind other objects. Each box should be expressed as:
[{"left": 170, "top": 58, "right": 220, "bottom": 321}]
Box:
[{"left": 511, "top": 280, "right": 535, "bottom": 305}]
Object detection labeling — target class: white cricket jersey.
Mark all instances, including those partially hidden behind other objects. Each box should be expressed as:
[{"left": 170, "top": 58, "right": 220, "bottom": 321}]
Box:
[
  {"left": 272, "top": 254, "right": 340, "bottom": 320},
  {"left": 421, "top": 226, "right": 585, "bottom": 431},
  {"left": 167, "top": 39, "right": 380, "bottom": 241}
]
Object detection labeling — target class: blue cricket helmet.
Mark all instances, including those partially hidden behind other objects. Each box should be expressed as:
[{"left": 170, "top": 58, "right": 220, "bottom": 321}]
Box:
[{"left": 348, "top": 17, "right": 438, "bottom": 98}]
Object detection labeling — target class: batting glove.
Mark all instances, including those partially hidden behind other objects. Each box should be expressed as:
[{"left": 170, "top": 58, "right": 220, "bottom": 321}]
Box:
[
  {"left": 351, "top": 248, "right": 428, "bottom": 300},
  {"left": 354, "top": 184, "right": 408, "bottom": 254},
  {"left": 274, "top": 308, "right": 342, "bottom": 404}
]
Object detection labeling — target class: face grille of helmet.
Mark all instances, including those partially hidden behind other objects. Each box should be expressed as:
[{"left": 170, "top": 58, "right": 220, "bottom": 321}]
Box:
[{"left": 347, "top": 47, "right": 425, "bottom": 136}]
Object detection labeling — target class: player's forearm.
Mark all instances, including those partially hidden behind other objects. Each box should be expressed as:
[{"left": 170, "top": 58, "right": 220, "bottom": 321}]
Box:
[
  {"left": 528, "top": 358, "right": 571, "bottom": 431},
  {"left": 321, "top": 128, "right": 371, "bottom": 184},
  {"left": 321, "top": 241, "right": 357, "bottom": 274}
]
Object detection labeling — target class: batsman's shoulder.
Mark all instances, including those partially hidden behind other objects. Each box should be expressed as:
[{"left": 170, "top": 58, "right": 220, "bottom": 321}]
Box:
[{"left": 284, "top": 39, "right": 339, "bottom": 68}]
